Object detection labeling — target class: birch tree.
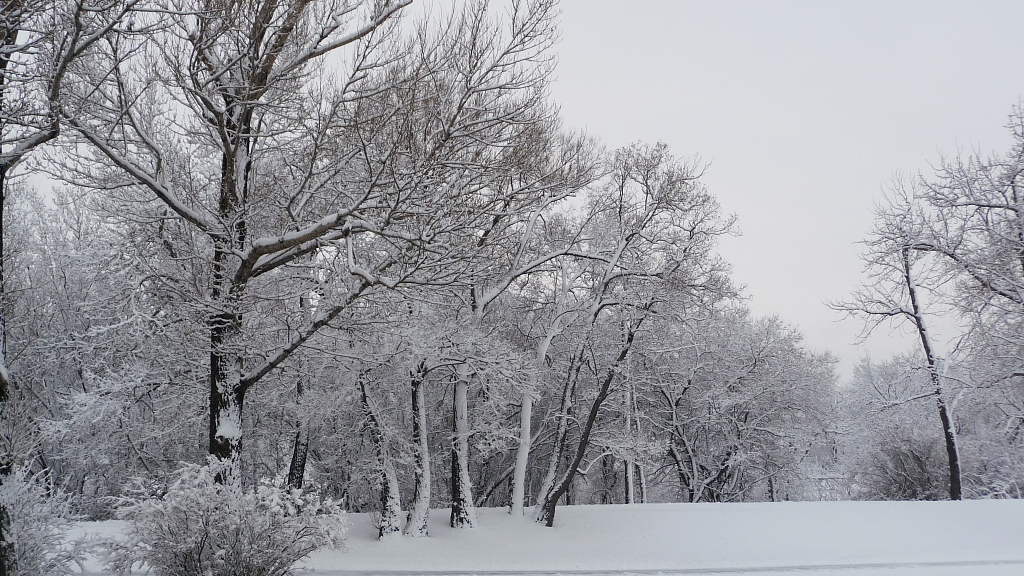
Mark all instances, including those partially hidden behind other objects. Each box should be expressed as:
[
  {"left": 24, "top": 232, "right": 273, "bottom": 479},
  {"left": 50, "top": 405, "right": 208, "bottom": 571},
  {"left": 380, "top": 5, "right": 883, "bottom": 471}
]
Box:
[
  {"left": 507, "top": 255, "right": 584, "bottom": 515},
  {"left": 397, "top": 0, "right": 593, "bottom": 529}
]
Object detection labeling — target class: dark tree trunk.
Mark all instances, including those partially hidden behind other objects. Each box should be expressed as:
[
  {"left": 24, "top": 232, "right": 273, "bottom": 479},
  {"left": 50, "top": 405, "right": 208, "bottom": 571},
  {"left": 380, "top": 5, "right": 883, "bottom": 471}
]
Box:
[
  {"left": 534, "top": 348, "right": 583, "bottom": 516},
  {"left": 623, "top": 461, "right": 631, "bottom": 503},
  {"left": 901, "top": 248, "right": 962, "bottom": 500},
  {"left": 0, "top": 88, "right": 11, "bottom": 576},
  {"left": 600, "top": 454, "right": 617, "bottom": 504},
  {"left": 287, "top": 280, "right": 315, "bottom": 489},
  {"left": 286, "top": 424, "right": 309, "bottom": 489},
  {"left": 935, "top": 395, "right": 962, "bottom": 500},
  {"left": 670, "top": 446, "right": 694, "bottom": 502},
  {"left": 205, "top": 106, "right": 252, "bottom": 477},
  {"left": 359, "top": 373, "right": 403, "bottom": 537},
  {"left": 405, "top": 362, "right": 431, "bottom": 537},
  {"left": 637, "top": 462, "right": 647, "bottom": 503},
  {"left": 538, "top": 315, "right": 647, "bottom": 526},
  {"left": 208, "top": 309, "right": 245, "bottom": 466},
  {"left": 0, "top": 503, "right": 10, "bottom": 576},
  {"left": 206, "top": 151, "right": 250, "bottom": 477},
  {"left": 0, "top": 163, "right": 6, "bottom": 399}
]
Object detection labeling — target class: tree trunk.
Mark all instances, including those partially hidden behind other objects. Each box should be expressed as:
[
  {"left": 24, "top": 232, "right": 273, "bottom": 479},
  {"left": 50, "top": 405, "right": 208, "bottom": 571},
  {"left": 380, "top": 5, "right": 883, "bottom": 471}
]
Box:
[
  {"left": 669, "top": 445, "right": 693, "bottom": 502},
  {"left": 0, "top": 33, "right": 11, "bottom": 402},
  {"left": 534, "top": 350, "right": 582, "bottom": 519},
  {"left": 205, "top": 109, "right": 252, "bottom": 477},
  {"left": 286, "top": 420, "right": 309, "bottom": 489},
  {"left": 359, "top": 374, "right": 403, "bottom": 538},
  {"left": 377, "top": 459, "right": 403, "bottom": 537},
  {"left": 208, "top": 311, "right": 245, "bottom": 478},
  {"left": 286, "top": 359, "right": 309, "bottom": 489},
  {"left": 624, "top": 382, "right": 636, "bottom": 504},
  {"left": 0, "top": 161, "right": 11, "bottom": 576},
  {"left": 624, "top": 458, "right": 636, "bottom": 504},
  {"left": 449, "top": 377, "right": 477, "bottom": 528},
  {"left": 934, "top": 382, "right": 962, "bottom": 500},
  {"left": 405, "top": 362, "right": 431, "bottom": 537},
  {"left": 287, "top": 283, "right": 316, "bottom": 489},
  {"left": 626, "top": 376, "right": 646, "bottom": 503},
  {"left": 901, "top": 248, "right": 963, "bottom": 500},
  {"left": 0, "top": 500, "right": 9, "bottom": 576},
  {"left": 637, "top": 463, "right": 647, "bottom": 503},
  {"left": 600, "top": 454, "right": 616, "bottom": 503},
  {"left": 206, "top": 146, "right": 249, "bottom": 477},
  {"left": 538, "top": 316, "right": 645, "bottom": 527},
  {"left": 510, "top": 393, "right": 532, "bottom": 515},
  {"left": 511, "top": 334, "right": 554, "bottom": 516},
  {"left": 286, "top": 426, "right": 309, "bottom": 488},
  {"left": 0, "top": 311, "right": 8, "bottom": 400}
]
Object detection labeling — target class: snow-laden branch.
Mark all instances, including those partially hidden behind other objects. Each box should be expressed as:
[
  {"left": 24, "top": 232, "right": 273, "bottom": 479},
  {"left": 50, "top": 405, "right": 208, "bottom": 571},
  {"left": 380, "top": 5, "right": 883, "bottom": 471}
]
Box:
[
  {"left": 238, "top": 280, "right": 371, "bottom": 392},
  {"left": 273, "top": 0, "right": 411, "bottom": 81},
  {"left": 909, "top": 241, "right": 1023, "bottom": 305},
  {"left": 63, "top": 114, "right": 216, "bottom": 234}
]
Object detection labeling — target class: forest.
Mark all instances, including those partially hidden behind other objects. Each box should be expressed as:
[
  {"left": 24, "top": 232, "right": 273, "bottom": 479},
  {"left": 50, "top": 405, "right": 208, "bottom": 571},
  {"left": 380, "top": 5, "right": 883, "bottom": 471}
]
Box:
[{"left": 0, "top": 1, "right": 1021, "bottom": 575}]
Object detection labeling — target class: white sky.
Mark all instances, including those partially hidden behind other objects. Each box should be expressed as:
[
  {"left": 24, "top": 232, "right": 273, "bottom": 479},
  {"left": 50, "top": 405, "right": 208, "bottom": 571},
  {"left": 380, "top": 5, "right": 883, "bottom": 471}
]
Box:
[{"left": 548, "top": 0, "right": 1024, "bottom": 378}]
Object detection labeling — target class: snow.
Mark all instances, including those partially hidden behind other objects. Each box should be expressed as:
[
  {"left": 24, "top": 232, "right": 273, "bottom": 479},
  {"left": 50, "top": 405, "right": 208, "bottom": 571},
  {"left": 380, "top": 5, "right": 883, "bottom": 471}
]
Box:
[
  {"left": 68, "top": 501, "right": 1024, "bottom": 575},
  {"left": 216, "top": 406, "right": 241, "bottom": 440}
]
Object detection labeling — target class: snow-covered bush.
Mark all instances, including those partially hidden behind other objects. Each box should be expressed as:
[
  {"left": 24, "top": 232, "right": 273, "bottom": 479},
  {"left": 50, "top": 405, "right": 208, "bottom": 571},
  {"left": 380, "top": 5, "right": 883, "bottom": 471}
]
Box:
[
  {"left": 857, "top": 435, "right": 947, "bottom": 501},
  {"left": 0, "top": 466, "right": 90, "bottom": 575},
  {"left": 108, "top": 459, "right": 346, "bottom": 576}
]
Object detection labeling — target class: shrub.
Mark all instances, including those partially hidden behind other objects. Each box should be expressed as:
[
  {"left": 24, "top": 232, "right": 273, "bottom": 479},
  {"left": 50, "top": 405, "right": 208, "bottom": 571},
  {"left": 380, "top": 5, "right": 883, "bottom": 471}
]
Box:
[
  {"left": 108, "top": 459, "right": 346, "bottom": 576},
  {"left": 0, "top": 466, "right": 90, "bottom": 575},
  {"left": 857, "top": 436, "right": 947, "bottom": 501}
]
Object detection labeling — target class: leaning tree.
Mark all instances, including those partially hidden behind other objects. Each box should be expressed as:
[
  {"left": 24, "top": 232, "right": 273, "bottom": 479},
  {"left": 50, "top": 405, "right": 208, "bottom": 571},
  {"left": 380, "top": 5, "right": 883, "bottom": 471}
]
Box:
[{"left": 836, "top": 190, "right": 963, "bottom": 500}]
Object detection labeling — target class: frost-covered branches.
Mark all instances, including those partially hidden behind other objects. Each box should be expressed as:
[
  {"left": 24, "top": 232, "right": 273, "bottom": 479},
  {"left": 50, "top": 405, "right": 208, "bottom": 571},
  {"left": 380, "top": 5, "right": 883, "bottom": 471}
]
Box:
[{"left": 838, "top": 106, "right": 1024, "bottom": 502}]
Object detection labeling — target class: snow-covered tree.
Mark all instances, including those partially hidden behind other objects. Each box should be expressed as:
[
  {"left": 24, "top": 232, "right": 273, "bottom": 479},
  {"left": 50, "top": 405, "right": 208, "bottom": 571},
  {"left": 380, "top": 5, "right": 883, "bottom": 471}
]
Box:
[
  {"left": 534, "top": 142, "right": 733, "bottom": 526},
  {"left": 837, "top": 189, "right": 965, "bottom": 499},
  {"left": 1, "top": 1, "right": 136, "bottom": 566},
  {"left": 53, "top": 0, "right": 567, "bottom": 480}
]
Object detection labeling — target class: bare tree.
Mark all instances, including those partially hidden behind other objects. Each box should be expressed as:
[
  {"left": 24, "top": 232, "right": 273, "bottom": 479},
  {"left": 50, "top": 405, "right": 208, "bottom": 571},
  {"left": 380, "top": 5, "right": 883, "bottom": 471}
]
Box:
[
  {"left": 1, "top": 1, "right": 134, "bottom": 570},
  {"left": 652, "top": 310, "right": 834, "bottom": 503},
  {"left": 906, "top": 109, "right": 1024, "bottom": 436},
  {"left": 835, "top": 190, "right": 963, "bottom": 500},
  {"left": 55, "top": 0, "right": 566, "bottom": 483},
  {"left": 54, "top": 0, "right": 419, "bottom": 473},
  {"left": 535, "top": 142, "right": 733, "bottom": 526},
  {"left": 398, "top": 0, "right": 587, "bottom": 529}
]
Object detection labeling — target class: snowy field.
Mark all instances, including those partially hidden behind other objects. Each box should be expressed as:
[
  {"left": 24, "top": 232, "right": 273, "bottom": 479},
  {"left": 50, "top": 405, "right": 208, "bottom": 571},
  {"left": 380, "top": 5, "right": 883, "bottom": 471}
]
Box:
[{"left": 70, "top": 500, "right": 1024, "bottom": 575}]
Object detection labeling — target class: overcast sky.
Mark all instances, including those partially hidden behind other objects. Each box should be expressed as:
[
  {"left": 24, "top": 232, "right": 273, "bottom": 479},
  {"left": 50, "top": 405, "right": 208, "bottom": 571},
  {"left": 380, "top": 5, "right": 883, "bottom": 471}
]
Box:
[{"left": 547, "top": 0, "right": 1024, "bottom": 378}]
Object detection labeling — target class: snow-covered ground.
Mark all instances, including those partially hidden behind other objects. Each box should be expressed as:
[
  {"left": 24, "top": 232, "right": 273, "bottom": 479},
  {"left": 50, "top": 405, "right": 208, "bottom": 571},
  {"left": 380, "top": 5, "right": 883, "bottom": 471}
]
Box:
[{"left": 70, "top": 501, "right": 1024, "bottom": 575}]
